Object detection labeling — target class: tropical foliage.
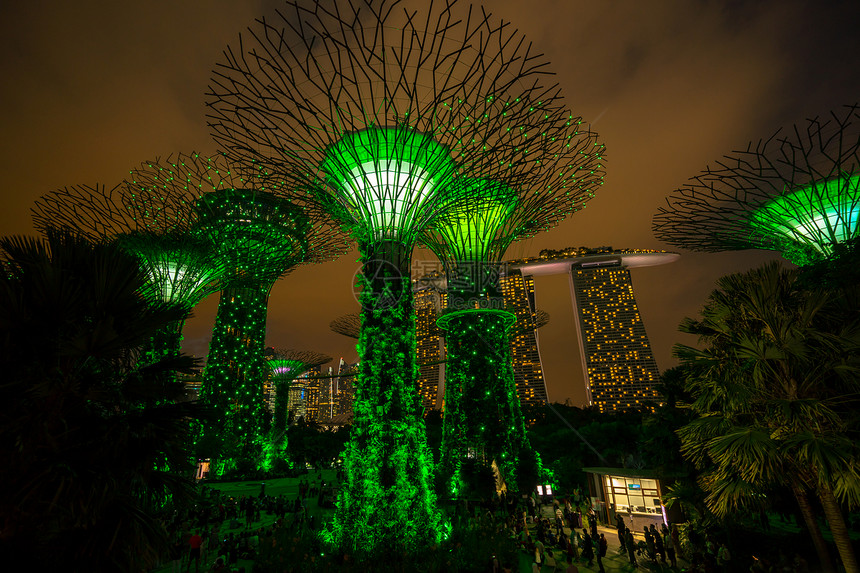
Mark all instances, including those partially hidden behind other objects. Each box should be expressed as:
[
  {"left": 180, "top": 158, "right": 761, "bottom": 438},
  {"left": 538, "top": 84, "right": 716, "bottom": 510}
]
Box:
[
  {"left": 0, "top": 232, "right": 206, "bottom": 571},
  {"left": 674, "top": 261, "right": 860, "bottom": 572}
]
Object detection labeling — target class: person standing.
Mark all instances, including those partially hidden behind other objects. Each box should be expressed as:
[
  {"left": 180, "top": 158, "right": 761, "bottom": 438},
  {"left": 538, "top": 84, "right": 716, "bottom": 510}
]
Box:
[
  {"left": 580, "top": 530, "right": 594, "bottom": 568},
  {"left": 185, "top": 531, "right": 203, "bottom": 573},
  {"left": 564, "top": 498, "right": 574, "bottom": 528},
  {"left": 644, "top": 527, "right": 656, "bottom": 561},
  {"left": 594, "top": 533, "right": 606, "bottom": 573},
  {"left": 534, "top": 537, "right": 546, "bottom": 566},
  {"left": 624, "top": 528, "right": 637, "bottom": 567},
  {"left": 568, "top": 528, "right": 579, "bottom": 561},
  {"left": 616, "top": 514, "right": 626, "bottom": 545},
  {"left": 670, "top": 524, "right": 682, "bottom": 565},
  {"left": 651, "top": 524, "right": 665, "bottom": 563},
  {"left": 664, "top": 528, "right": 677, "bottom": 567}
]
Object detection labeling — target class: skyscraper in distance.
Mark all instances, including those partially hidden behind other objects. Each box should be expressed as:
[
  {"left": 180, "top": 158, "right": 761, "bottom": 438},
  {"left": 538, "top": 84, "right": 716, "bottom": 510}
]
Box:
[
  {"left": 414, "top": 274, "right": 447, "bottom": 411},
  {"left": 499, "top": 270, "right": 548, "bottom": 407},
  {"left": 512, "top": 247, "right": 678, "bottom": 412}
]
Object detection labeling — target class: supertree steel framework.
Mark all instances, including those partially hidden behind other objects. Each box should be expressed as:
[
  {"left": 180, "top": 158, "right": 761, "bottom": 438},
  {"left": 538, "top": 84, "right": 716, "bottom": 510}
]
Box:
[
  {"left": 653, "top": 104, "right": 860, "bottom": 266},
  {"left": 206, "top": 0, "right": 598, "bottom": 554},
  {"left": 126, "top": 152, "right": 349, "bottom": 474},
  {"left": 265, "top": 348, "right": 332, "bottom": 470},
  {"left": 329, "top": 314, "right": 363, "bottom": 340},
  {"left": 422, "top": 166, "right": 602, "bottom": 498},
  {"left": 31, "top": 183, "right": 229, "bottom": 366}
]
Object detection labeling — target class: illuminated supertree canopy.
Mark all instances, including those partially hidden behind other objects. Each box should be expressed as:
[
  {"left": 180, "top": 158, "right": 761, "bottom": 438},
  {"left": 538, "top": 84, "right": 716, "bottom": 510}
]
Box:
[
  {"left": 265, "top": 349, "right": 332, "bottom": 470},
  {"left": 30, "top": 183, "right": 229, "bottom": 365},
  {"left": 127, "top": 152, "right": 350, "bottom": 474},
  {"left": 206, "top": 0, "right": 595, "bottom": 555},
  {"left": 653, "top": 103, "right": 860, "bottom": 266}
]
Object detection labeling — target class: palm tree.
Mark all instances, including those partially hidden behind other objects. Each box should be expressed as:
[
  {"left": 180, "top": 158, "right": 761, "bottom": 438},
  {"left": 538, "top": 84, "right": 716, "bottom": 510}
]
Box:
[
  {"left": 0, "top": 231, "right": 208, "bottom": 571},
  {"left": 674, "top": 261, "right": 860, "bottom": 572}
]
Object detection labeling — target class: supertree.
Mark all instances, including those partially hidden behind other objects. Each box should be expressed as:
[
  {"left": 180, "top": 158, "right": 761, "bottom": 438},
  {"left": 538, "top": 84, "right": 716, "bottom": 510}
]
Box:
[
  {"left": 31, "top": 183, "right": 229, "bottom": 366},
  {"left": 653, "top": 104, "right": 860, "bottom": 266},
  {"left": 126, "top": 153, "right": 349, "bottom": 473},
  {"left": 265, "top": 348, "right": 332, "bottom": 470},
  {"left": 422, "top": 165, "right": 602, "bottom": 498},
  {"left": 206, "top": 0, "right": 592, "bottom": 554}
]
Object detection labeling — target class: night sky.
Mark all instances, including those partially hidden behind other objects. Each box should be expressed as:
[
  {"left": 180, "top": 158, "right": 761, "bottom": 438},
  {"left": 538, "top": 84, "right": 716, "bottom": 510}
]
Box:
[{"left": 2, "top": 0, "right": 859, "bottom": 405}]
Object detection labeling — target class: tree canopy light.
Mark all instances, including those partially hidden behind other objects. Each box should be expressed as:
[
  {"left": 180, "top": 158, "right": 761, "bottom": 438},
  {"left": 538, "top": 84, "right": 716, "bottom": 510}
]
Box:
[
  {"left": 431, "top": 178, "right": 519, "bottom": 265},
  {"left": 320, "top": 127, "right": 457, "bottom": 243},
  {"left": 206, "top": 0, "right": 602, "bottom": 556},
  {"left": 30, "top": 183, "right": 229, "bottom": 365},
  {"left": 654, "top": 103, "right": 860, "bottom": 266},
  {"left": 750, "top": 175, "right": 860, "bottom": 261}
]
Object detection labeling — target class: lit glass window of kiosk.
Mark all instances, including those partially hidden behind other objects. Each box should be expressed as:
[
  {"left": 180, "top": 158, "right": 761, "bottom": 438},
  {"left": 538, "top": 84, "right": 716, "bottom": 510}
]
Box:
[{"left": 604, "top": 475, "right": 661, "bottom": 515}]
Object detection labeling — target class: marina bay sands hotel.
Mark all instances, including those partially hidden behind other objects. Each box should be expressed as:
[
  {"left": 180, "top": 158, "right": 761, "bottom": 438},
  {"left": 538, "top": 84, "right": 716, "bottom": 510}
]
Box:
[{"left": 414, "top": 246, "right": 679, "bottom": 413}]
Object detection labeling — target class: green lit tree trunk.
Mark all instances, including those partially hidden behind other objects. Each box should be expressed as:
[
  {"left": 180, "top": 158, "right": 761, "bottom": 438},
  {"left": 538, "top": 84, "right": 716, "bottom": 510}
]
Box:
[
  {"left": 438, "top": 319, "right": 470, "bottom": 496},
  {"left": 261, "top": 378, "right": 291, "bottom": 473},
  {"left": 330, "top": 241, "right": 442, "bottom": 556},
  {"left": 490, "top": 321, "right": 538, "bottom": 492},
  {"left": 439, "top": 309, "right": 535, "bottom": 497},
  {"left": 200, "top": 284, "right": 272, "bottom": 475}
]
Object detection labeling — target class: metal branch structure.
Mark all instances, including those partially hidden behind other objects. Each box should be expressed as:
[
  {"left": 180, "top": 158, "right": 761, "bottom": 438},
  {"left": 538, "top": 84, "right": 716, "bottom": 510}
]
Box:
[
  {"left": 30, "top": 184, "right": 229, "bottom": 365},
  {"left": 329, "top": 314, "right": 362, "bottom": 339},
  {"left": 126, "top": 152, "right": 350, "bottom": 474},
  {"left": 653, "top": 104, "right": 860, "bottom": 266},
  {"left": 206, "top": 0, "right": 592, "bottom": 554},
  {"left": 265, "top": 348, "right": 332, "bottom": 471}
]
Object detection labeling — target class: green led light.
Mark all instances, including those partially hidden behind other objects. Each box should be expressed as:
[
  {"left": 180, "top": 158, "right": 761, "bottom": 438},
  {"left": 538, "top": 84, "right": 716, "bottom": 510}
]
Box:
[
  {"left": 320, "top": 127, "right": 457, "bottom": 242},
  {"left": 750, "top": 174, "right": 860, "bottom": 264},
  {"left": 117, "top": 231, "right": 228, "bottom": 366},
  {"left": 431, "top": 178, "right": 518, "bottom": 263}
]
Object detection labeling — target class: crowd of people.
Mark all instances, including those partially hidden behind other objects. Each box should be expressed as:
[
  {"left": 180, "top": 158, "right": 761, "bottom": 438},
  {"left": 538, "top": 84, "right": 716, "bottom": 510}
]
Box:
[
  {"left": 161, "top": 479, "right": 704, "bottom": 572},
  {"left": 161, "top": 474, "right": 331, "bottom": 572}
]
